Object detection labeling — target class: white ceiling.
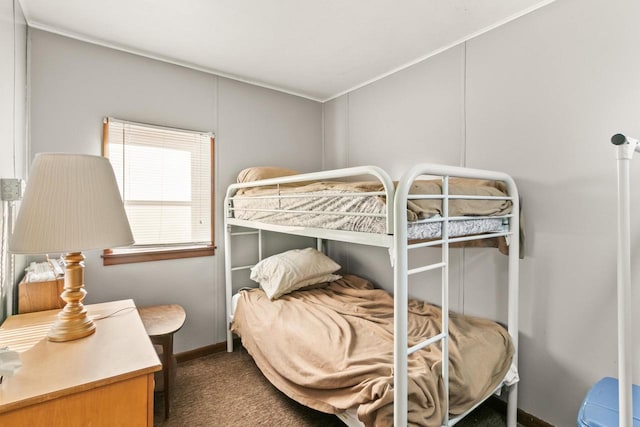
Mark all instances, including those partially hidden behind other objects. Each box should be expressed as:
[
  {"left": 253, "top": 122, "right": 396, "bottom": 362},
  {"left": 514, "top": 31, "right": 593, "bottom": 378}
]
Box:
[{"left": 20, "top": 0, "right": 555, "bottom": 102}]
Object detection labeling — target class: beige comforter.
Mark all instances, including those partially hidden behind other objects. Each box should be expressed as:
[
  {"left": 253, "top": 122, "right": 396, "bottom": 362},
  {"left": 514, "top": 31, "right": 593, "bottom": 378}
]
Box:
[
  {"left": 236, "top": 178, "right": 512, "bottom": 221},
  {"left": 231, "top": 274, "right": 514, "bottom": 427}
]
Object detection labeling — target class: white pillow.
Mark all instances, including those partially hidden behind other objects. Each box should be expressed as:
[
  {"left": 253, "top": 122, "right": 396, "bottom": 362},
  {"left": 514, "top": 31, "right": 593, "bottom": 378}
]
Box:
[{"left": 250, "top": 248, "right": 341, "bottom": 300}]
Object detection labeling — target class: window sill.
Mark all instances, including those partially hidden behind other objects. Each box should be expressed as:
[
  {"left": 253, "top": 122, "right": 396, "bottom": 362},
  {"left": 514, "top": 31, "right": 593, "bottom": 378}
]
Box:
[{"left": 102, "top": 245, "right": 215, "bottom": 266}]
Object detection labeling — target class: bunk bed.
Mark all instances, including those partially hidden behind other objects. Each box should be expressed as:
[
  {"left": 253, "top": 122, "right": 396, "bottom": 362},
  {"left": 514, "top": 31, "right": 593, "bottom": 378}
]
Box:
[{"left": 224, "top": 164, "right": 520, "bottom": 427}]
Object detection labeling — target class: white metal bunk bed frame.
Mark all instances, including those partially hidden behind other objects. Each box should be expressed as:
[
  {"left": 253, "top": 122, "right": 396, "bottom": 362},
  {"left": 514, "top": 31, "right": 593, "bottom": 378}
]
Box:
[{"left": 224, "top": 163, "right": 520, "bottom": 427}]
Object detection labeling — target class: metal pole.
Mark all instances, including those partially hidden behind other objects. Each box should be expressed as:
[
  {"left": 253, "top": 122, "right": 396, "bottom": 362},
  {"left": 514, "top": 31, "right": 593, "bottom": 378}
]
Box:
[
  {"left": 506, "top": 178, "right": 520, "bottom": 427},
  {"left": 225, "top": 222, "right": 234, "bottom": 353},
  {"left": 442, "top": 176, "right": 450, "bottom": 426},
  {"left": 393, "top": 171, "right": 410, "bottom": 427},
  {"left": 617, "top": 157, "right": 632, "bottom": 427},
  {"left": 612, "top": 133, "right": 638, "bottom": 427}
]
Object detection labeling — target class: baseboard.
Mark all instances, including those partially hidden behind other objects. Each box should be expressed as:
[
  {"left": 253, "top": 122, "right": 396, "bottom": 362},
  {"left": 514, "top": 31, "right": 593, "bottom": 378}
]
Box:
[
  {"left": 175, "top": 339, "right": 240, "bottom": 364},
  {"left": 486, "top": 396, "right": 554, "bottom": 427}
]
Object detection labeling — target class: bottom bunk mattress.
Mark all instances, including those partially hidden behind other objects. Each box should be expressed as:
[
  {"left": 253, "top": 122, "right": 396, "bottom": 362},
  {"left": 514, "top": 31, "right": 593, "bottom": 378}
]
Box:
[{"left": 230, "top": 274, "right": 514, "bottom": 427}]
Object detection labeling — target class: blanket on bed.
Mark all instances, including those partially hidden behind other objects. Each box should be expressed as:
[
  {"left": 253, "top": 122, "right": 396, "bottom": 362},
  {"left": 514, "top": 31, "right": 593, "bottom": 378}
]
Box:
[
  {"left": 236, "top": 178, "right": 512, "bottom": 221},
  {"left": 230, "top": 274, "right": 514, "bottom": 427}
]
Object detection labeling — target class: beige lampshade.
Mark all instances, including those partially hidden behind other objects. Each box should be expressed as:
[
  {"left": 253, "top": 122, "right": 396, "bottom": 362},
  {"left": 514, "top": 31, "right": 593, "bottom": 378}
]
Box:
[{"left": 9, "top": 153, "right": 134, "bottom": 254}]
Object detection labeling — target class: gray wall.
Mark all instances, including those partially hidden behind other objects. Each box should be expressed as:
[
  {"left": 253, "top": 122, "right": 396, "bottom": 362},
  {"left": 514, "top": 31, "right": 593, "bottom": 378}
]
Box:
[
  {"left": 324, "top": 45, "right": 468, "bottom": 310},
  {"left": 465, "top": 0, "right": 640, "bottom": 424},
  {"left": 29, "top": 29, "right": 322, "bottom": 352},
  {"left": 0, "top": 0, "right": 27, "bottom": 321},
  {"left": 323, "top": 0, "right": 640, "bottom": 425}
]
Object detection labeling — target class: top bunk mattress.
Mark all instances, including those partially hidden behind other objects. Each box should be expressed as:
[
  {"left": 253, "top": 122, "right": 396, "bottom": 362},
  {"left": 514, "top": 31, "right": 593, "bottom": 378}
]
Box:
[{"left": 230, "top": 177, "right": 512, "bottom": 241}]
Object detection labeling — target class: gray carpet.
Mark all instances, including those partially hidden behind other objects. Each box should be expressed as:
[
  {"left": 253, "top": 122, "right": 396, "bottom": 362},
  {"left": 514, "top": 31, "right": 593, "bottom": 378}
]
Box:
[{"left": 154, "top": 348, "right": 511, "bottom": 426}]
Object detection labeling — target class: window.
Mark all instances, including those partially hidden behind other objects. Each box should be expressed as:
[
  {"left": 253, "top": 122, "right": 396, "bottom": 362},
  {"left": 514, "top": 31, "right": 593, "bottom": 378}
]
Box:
[{"left": 102, "top": 117, "right": 214, "bottom": 265}]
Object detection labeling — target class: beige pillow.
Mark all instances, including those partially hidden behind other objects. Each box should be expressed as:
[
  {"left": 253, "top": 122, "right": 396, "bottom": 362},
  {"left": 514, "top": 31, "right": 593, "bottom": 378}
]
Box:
[
  {"left": 237, "top": 166, "right": 300, "bottom": 183},
  {"left": 250, "top": 248, "right": 342, "bottom": 300}
]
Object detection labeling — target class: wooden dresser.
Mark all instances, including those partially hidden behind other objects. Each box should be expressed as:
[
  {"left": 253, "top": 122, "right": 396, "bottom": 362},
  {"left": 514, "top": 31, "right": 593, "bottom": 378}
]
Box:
[{"left": 0, "top": 300, "right": 161, "bottom": 426}]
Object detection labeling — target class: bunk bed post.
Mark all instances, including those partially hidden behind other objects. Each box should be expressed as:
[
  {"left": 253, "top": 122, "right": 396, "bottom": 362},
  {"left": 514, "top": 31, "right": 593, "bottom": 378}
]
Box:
[
  {"left": 612, "top": 133, "right": 639, "bottom": 427},
  {"left": 506, "top": 177, "right": 520, "bottom": 427},
  {"left": 225, "top": 221, "right": 234, "bottom": 352},
  {"left": 441, "top": 176, "right": 450, "bottom": 426},
  {"left": 393, "top": 171, "right": 411, "bottom": 427}
]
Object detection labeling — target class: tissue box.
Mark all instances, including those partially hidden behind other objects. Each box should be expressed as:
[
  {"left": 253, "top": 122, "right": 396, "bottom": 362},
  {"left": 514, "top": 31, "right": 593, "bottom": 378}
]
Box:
[{"left": 18, "top": 277, "right": 65, "bottom": 314}]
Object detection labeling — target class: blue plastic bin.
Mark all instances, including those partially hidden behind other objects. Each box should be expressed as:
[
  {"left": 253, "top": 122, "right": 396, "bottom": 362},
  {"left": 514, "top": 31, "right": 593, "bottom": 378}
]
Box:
[{"left": 578, "top": 377, "right": 640, "bottom": 426}]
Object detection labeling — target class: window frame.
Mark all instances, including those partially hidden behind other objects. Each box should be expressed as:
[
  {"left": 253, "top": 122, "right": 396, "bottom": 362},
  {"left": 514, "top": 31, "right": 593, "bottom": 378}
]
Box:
[{"left": 101, "top": 118, "right": 216, "bottom": 266}]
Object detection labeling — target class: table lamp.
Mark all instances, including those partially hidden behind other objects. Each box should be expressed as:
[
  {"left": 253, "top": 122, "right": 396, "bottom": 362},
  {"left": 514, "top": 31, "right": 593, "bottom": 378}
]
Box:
[{"left": 9, "top": 153, "right": 134, "bottom": 342}]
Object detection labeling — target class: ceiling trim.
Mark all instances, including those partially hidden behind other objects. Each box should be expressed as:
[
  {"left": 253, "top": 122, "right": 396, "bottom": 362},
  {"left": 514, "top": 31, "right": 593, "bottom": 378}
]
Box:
[
  {"left": 25, "top": 19, "right": 325, "bottom": 103},
  {"left": 324, "top": 0, "right": 557, "bottom": 102},
  {"left": 22, "top": 0, "right": 556, "bottom": 103}
]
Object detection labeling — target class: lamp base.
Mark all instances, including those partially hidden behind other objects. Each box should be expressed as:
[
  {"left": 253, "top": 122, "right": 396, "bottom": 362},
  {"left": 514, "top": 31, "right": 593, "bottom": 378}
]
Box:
[
  {"left": 47, "top": 306, "right": 96, "bottom": 342},
  {"left": 47, "top": 252, "right": 96, "bottom": 342}
]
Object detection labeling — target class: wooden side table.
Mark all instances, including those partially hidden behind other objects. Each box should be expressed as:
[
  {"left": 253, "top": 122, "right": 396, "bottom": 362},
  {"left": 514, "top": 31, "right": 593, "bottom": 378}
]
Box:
[
  {"left": 137, "top": 304, "right": 186, "bottom": 420},
  {"left": 0, "top": 300, "right": 161, "bottom": 426}
]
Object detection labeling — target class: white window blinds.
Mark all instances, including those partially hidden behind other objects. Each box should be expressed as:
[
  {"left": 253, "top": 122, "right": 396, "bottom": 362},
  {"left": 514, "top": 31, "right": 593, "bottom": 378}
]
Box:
[{"left": 105, "top": 118, "right": 212, "bottom": 248}]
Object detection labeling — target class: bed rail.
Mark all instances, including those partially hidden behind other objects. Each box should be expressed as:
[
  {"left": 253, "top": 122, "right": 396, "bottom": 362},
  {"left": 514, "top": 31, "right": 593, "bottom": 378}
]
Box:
[{"left": 225, "top": 165, "right": 396, "bottom": 238}]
